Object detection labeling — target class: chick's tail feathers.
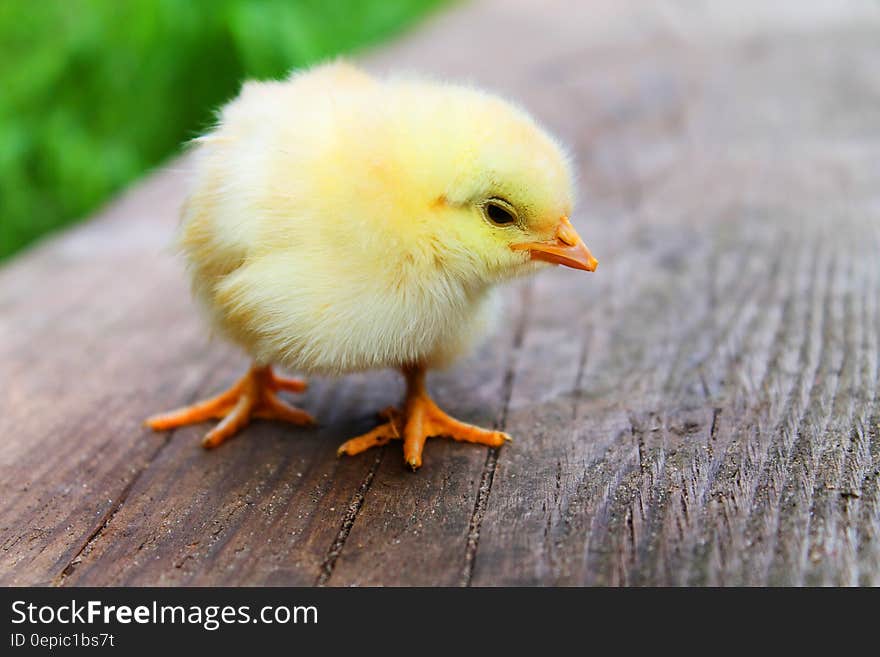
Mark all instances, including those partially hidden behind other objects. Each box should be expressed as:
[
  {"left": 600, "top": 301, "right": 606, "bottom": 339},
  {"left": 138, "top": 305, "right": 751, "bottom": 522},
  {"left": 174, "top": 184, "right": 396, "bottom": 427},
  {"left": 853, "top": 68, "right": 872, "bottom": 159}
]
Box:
[{"left": 146, "top": 365, "right": 314, "bottom": 448}]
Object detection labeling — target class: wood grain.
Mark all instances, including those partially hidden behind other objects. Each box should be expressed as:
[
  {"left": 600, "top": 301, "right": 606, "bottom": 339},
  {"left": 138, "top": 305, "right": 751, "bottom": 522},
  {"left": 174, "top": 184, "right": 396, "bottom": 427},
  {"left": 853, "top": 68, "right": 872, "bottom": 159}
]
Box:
[{"left": 1, "top": 0, "right": 878, "bottom": 586}]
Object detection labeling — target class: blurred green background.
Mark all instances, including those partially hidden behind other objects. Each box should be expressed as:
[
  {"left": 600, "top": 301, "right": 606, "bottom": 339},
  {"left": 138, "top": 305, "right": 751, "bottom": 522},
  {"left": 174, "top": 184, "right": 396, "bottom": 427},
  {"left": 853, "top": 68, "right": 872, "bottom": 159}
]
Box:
[{"left": 0, "top": 0, "right": 444, "bottom": 261}]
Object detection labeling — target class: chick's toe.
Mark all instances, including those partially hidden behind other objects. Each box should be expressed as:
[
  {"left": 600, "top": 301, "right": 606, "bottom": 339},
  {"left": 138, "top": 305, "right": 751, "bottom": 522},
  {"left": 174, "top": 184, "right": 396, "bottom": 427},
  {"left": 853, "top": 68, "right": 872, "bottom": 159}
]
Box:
[
  {"left": 145, "top": 364, "right": 313, "bottom": 448},
  {"left": 337, "top": 367, "right": 510, "bottom": 470}
]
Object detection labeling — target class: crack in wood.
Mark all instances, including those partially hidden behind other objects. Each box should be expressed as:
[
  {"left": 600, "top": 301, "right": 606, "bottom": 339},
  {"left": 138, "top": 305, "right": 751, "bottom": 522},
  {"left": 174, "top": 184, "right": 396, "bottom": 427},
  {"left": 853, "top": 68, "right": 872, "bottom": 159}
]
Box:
[
  {"left": 49, "top": 361, "right": 235, "bottom": 586},
  {"left": 315, "top": 449, "right": 385, "bottom": 586},
  {"left": 459, "top": 283, "right": 533, "bottom": 586},
  {"left": 52, "top": 433, "right": 173, "bottom": 586}
]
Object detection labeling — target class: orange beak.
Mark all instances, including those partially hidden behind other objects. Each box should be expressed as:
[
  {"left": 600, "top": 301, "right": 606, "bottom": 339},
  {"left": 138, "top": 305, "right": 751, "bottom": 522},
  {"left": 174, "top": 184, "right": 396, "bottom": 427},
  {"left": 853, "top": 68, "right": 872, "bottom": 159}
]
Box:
[{"left": 511, "top": 216, "right": 598, "bottom": 272}]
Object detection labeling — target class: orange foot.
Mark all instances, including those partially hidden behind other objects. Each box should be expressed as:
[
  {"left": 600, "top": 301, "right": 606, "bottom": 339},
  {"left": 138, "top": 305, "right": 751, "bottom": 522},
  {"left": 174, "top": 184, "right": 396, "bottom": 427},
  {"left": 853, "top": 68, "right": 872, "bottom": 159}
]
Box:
[
  {"left": 146, "top": 365, "right": 314, "bottom": 448},
  {"left": 337, "top": 366, "right": 510, "bottom": 470}
]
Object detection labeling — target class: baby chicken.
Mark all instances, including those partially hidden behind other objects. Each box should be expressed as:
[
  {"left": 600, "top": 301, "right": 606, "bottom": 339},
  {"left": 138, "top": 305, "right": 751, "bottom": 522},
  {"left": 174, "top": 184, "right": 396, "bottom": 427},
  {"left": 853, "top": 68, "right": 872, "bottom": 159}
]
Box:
[{"left": 147, "top": 61, "right": 596, "bottom": 469}]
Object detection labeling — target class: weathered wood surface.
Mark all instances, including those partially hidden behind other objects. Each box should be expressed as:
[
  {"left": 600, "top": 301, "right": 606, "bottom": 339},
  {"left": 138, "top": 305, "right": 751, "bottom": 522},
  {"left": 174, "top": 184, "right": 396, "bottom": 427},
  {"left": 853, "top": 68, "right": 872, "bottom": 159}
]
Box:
[{"left": 2, "top": 0, "right": 879, "bottom": 586}]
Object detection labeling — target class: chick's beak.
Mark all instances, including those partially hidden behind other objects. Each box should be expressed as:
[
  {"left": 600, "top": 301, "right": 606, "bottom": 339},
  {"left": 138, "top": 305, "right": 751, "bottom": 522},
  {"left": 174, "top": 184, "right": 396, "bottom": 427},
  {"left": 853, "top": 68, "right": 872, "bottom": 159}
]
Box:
[{"left": 512, "top": 216, "right": 598, "bottom": 272}]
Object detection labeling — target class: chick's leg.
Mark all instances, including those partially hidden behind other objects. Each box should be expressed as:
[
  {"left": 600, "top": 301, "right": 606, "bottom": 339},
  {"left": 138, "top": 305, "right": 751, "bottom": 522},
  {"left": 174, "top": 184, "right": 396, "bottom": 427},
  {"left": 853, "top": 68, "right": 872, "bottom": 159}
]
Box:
[
  {"left": 337, "top": 366, "right": 510, "bottom": 470},
  {"left": 146, "top": 365, "right": 313, "bottom": 448}
]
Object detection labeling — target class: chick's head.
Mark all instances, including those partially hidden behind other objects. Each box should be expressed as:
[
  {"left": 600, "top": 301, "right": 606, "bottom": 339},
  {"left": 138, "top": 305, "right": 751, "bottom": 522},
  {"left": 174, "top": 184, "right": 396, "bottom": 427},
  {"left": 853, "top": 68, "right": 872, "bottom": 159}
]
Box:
[{"left": 391, "top": 83, "right": 597, "bottom": 287}]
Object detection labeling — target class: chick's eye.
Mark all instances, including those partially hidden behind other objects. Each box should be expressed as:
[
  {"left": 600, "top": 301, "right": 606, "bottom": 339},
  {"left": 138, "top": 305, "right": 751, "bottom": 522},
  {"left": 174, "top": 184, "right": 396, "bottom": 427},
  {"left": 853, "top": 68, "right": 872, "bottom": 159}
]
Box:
[{"left": 483, "top": 199, "right": 517, "bottom": 227}]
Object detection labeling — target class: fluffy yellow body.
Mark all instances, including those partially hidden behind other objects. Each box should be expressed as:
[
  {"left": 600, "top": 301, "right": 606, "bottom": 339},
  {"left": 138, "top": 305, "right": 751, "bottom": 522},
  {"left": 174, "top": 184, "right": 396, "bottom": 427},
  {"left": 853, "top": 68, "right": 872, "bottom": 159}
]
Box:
[
  {"left": 180, "top": 62, "right": 571, "bottom": 374},
  {"left": 148, "top": 61, "right": 595, "bottom": 468}
]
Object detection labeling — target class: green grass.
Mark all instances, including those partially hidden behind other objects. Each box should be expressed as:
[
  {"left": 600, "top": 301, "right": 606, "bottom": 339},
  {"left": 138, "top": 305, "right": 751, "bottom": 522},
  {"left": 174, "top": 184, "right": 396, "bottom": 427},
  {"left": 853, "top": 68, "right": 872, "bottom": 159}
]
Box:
[{"left": 0, "top": 0, "right": 444, "bottom": 261}]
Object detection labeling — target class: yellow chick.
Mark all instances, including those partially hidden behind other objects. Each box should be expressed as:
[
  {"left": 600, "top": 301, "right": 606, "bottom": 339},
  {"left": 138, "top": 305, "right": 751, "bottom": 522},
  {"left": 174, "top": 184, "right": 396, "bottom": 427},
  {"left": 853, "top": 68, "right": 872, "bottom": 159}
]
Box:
[{"left": 147, "top": 61, "right": 596, "bottom": 469}]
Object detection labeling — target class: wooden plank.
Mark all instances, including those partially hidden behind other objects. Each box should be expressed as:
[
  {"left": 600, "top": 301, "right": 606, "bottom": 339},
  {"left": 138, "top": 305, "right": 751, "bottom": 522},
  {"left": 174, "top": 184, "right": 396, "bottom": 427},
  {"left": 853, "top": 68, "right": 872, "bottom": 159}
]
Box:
[
  {"left": 0, "top": 172, "right": 199, "bottom": 585},
  {"left": 1, "top": 0, "right": 879, "bottom": 586},
  {"left": 466, "top": 16, "right": 880, "bottom": 583},
  {"left": 58, "top": 372, "right": 383, "bottom": 586},
  {"left": 323, "top": 292, "right": 527, "bottom": 586}
]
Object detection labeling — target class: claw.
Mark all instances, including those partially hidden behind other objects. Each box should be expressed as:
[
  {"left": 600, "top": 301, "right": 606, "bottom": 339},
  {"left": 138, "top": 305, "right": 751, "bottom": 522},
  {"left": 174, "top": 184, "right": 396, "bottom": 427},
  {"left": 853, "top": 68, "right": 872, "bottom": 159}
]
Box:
[
  {"left": 147, "top": 365, "right": 313, "bottom": 448},
  {"left": 337, "top": 366, "right": 510, "bottom": 469}
]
